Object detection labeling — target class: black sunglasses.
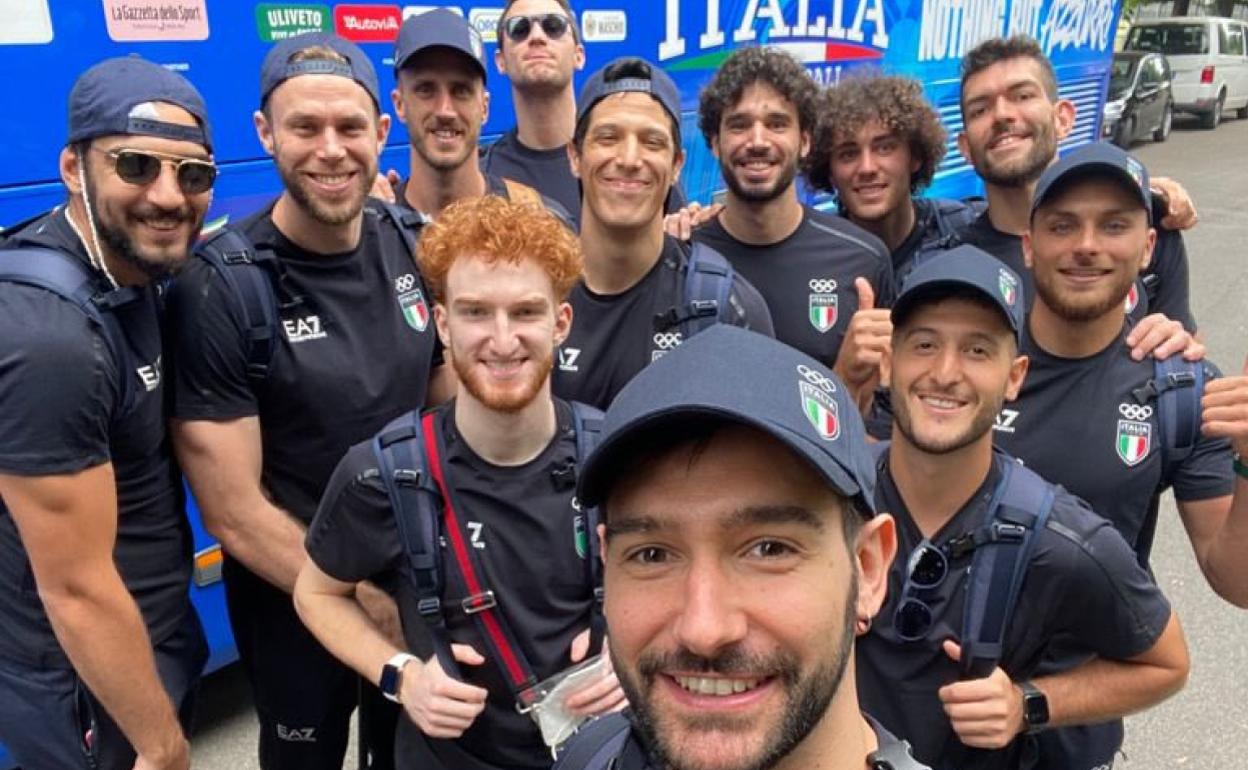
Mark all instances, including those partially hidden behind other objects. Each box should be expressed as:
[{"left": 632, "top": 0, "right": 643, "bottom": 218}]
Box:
[
  {"left": 892, "top": 540, "right": 949, "bottom": 642},
  {"left": 97, "top": 148, "right": 217, "bottom": 195},
  {"left": 503, "top": 13, "right": 572, "bottom": 44}
]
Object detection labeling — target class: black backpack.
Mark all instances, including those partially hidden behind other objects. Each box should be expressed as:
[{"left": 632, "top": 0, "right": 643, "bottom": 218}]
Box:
[
  {"left": 371, "top": 402, "right": 605, "bottom": 706},
  {"left": 192, "top": 199, "right": 426, "bottom": 381}
]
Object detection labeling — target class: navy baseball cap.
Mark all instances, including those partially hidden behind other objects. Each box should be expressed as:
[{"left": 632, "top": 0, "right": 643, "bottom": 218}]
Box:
[
  {"left": 577, "top": 326, "right": 877, "bottom": 517},
  {"left": 576, "top": 57, "right": 681, "bottom": 142},
  {"left": 394, "top": 8, "right": 486, "bottom": 80},
  {"left": 260, "top": 31, "right": 380, "bottom": 108},
  {"left": 67, "top": 56, "right": 212, "bottom": 152},
  {"left": 892, "top": 245, "right": 1025, "bottom": 344},
  {"left": 1032, "top": 142, "right": 1152, "bottom": 223}
]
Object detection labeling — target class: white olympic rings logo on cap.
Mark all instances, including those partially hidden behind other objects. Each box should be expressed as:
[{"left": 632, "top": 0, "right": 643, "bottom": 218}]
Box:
[
  {"left": 1118, "top": 403, "right": 1154, "bottom": 421},
  {"left": 653, "top": 332, "right": 684, "bottom": 350},
  {"left": 797, "top": 363, "right": 837, "bottom": 393},
  {"left": 394, "top": 274, "right": 417, "bottom": 293},
  {"left": 808, "top": 279, "right": 839, "bottom": 294}
]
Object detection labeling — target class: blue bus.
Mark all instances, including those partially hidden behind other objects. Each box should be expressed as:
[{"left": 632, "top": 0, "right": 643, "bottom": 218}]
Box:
[{"left": 0, "top": 0, "right": 1121, "bottom": 763}]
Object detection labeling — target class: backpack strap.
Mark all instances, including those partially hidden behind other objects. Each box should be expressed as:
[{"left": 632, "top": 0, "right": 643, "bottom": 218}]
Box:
[
  {"left": 959, "top": 457, "right": 1056, "bottom": 680},
  {"left": 369, "top": 199, "right": 428, "bottom": 258},
  {"left": 1138, "top": 355, "right": 1203, "bottom": 469},
  {"left": 907, "top": 199, "right": 983, "bottom": 281},
  {"left": 193, "top": 228, "right": 283, "bottom": 381},
  {"left": 371, "top": 411, "right": 462, "bottom": 678},
  {"left": 502, "top": 177, "right": 543, "bottom": 208},
  {"left": 653, "top": 241, "right": 738, "bottom": 340},
  {"left": 421, "top": 411, "right": 544, "bottom": 706},
  {"left": 0, "top": 247, "right": 142, "bottom": 415},
  {"left": 551, "top": 712, "right": 638, "bottom": 770},
  {"left": 570, "top": 401, "right": 607, "bottom": 651}
]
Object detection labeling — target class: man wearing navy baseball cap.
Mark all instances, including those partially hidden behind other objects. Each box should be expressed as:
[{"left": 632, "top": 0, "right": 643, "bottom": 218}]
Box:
[
  {"left": 554, "top": 325, "right": 931, "bottom": 770},
  {"left": 989, "top": 141, "right": 1248, "bottom": 769},
  {"left": 855, "top": 244, "right": 1186, "bottom": 770},
  {"left": 553, "top": 57, "right": 775, "bottom": 410},
  {"left": 0, "top": 56, "right": 214, "bottom": 770},
  {"left": 166, "top": 30, "right": 447, "bottom": 770}
]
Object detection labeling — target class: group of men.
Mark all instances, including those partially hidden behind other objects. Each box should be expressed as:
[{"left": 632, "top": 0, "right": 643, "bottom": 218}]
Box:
[{"left": 0, "top": 1, "right": 1246, "bottom": 769}]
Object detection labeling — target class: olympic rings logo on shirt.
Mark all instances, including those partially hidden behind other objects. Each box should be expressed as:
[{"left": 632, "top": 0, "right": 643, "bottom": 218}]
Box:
[
  {"left": 808, "top": 278, "right": 839, "bottom": 294},
  {"left": 394, "top": 274, "right": 417, "bottom": 293},
  {"left": 1118, "top": 403, "right": 1154, "bottom": 421},
  {"left": 797, "top": 363, "right": 837, "bottom": 393},
  {"left": 652, "top": 332, "right": 684, "bottom": 350}
]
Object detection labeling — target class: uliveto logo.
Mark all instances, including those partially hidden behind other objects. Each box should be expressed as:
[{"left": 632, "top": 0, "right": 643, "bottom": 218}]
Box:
[{"left": 334, "top": 4, "right": 401, "bottom": 42}]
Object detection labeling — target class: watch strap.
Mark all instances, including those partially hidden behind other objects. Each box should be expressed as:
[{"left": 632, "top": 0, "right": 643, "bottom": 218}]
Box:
[
  {"left": 1018, "top": 680, "right": 1049, "bottom": 734},
  {"left": 380, "top": 652, "right": 419, "bottom": 704}
]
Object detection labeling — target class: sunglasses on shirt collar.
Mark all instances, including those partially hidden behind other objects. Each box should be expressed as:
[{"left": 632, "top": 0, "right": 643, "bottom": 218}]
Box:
[
  {"left": 503, "top": 13, "right": 573, "bottom": 44},
  {"left": 95, "top": 147, "right": 217, "bottom": 195}
]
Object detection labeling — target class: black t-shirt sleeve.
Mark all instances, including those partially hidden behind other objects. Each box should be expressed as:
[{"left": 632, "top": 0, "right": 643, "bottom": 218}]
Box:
[
  {"left": 1047, "top": 503, "right": 1173, "bottom": 659},
  {"left": 1143, "top": 227, "right": 1195, "bottom": 332},
  {"left": 305, "top": 442, "right": 402, "bottom": 583},
  {"left": 729, "top": 273, "right": 776, "bottom": 338},
  {"left": 0, "top": 286, "right": 114, "bottom": 475},
  {"left": 165, "top": 257, "right": 258, "bottom": 420}
]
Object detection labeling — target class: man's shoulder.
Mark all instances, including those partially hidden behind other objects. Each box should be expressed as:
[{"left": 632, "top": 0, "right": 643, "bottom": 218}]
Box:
[{"left": 804, "top": 206, "right": 889, "bottom": 261}]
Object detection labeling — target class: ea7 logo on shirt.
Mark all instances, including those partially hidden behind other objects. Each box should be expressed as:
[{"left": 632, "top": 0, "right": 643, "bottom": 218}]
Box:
[
  {"left": 993, "top": 408, "right": 1020, "bottom": 434},
  {"left": 1116, "top": 403, "right": 1154, "bottom": 466},
  {"left": 558, "top": 347, "right": 581, "bottom": 372},
  {"left": 651, "top": 331, "right": 684, "bottom": 361},
  {"left": 282, "top": 315, "right": 327, "bottom": 343},
  {"left": 797, "top": 364, "right": 840, "bottom": 441},
  {"left": 135, "top": 355, "right": 162, "bottom": 392},
  {"left": 276, "top": 724, "right": 317, "bottom": 742},
  {"left": 808, "top": 278, "right": 839, "bottom": 334},
  {"left": 394, "top": 273, "right": 429, "bottom": 332}
]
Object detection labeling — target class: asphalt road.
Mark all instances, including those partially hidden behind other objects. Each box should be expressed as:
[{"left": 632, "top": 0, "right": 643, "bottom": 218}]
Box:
[{"left": 187, "top": 115, "right": 1248, "bottom": 769}]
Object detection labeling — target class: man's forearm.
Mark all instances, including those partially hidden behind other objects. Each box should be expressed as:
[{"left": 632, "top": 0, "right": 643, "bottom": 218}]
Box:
[
  {"left": 208, "top": 498, "right": 308, "bottom": 593},
  {"left": 293, "top": 576, "right": 403, "bottom": 685},
  {"left": 1199, "top": 480, "right": 1248, "bottom": 607},
  {"left": 43, "top": 573, "right": 186, "bottom": 765}
]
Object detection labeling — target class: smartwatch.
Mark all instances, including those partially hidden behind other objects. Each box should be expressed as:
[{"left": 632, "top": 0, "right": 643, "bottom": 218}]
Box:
[
  {"left": 379, "top": 652, "right": 418, "bottom": 704},
  {"left": 1019, "top": 680, "right": 1050, "bottom": 734}
]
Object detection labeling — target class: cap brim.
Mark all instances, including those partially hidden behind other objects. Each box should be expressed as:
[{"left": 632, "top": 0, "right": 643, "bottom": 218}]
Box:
[{"left": 578, "top": 405, "right": 868, "bottom": 513}]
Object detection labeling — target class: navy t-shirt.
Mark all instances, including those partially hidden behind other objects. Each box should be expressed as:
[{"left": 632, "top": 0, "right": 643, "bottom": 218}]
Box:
[
  {"left": 858, "top": 451, "right": 1172, "bottom": 770},
  {"left": 0, "top": 209, "right": 192, "bottom": 666},
  {"left": 693, "top": 206, "right": 893, "bottom": 367},
  {"left": 167, "top": 201, "right": 442, "bottom": 524},
  {"left": 552, "top": 236, "right": 775, "bottom": 409},
  {"left": 306, "top": 399, "right": 596, "bottom": 770}
]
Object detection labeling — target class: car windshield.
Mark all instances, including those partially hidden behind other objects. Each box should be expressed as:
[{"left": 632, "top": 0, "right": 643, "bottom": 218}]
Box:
[
  {"left": 1109, "top": 57, "right": 1139, "bottom": 98},
  {"left": 1127, "top": 24, "right": 1208, "bottom": 55}
]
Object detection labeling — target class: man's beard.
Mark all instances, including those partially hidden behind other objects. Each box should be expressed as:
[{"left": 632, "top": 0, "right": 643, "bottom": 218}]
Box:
[
  {"left": 85, "top": 171, "right": 202, "bottom": 280},
  {"left": 412, "top": 120, "right": 477, "bottom": 174},
  {"left": 1033, "top": 264, "right": 1137, "bottom": 323},
  {"left": 719, "top": 152, "right": 797, "bottom": 205},
  {"left": 973, "top": 118, "right": 1056, "bottom": 189},
  {"left": 894, "top": 385, "right": 1003, "bottom": 455},
  {"left": 615, "top": 573, "right": 858, "bottom": 770},
  {"left": 453, "top": 348, "right": 553, "bottom": 413},
  {"left": 278, "top": 156, "right": 374, "bottom": 227}
]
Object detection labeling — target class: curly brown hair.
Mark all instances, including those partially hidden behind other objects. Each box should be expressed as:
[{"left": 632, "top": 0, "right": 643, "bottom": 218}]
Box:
[
  {"left": 804, "top": 73, "right": 947, "bottom": 194},
  {"left": 697, "top": 46, "right": 819, "bottom": 147},
  {"left": 417, "top": 195, "right": 583, "bottom": 304}
]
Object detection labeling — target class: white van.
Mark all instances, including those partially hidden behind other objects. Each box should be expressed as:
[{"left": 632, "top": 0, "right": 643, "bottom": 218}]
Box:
[{"left": 1125, "top": 16, "right": 1248, "bottom": 128}]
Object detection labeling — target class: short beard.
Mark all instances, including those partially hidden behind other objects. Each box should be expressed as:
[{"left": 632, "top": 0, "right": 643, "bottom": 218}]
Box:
[
  {"left": 277, "top": 154, "right": 373, "bottom": 227},
  {"left": 453, "top": 349, "right": 553, "bottom": 413},
  {"left": 85, "top": 168, "right": 200, "bottom": 280},
  {"left": 1033, "top": 267, "right": 1136, "bottom": 323},
  {"left": 617, "top": 573, "right": 858, "bottom": 770},
  {"left": 974, "top": 120, "right": 1056, "bottom": 189},
  {"left": 894, "top": 387, "right": 1002, "bottom": 455},
  {"left": 719, "top": 154, "right": 797, "bottom": 205}
]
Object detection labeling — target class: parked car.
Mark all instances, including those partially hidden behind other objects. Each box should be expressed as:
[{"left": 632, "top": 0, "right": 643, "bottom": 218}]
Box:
[
  {"left": 1125, "top": 16, "right": 1248, "bottom": 128},
  {"left": 1103, "top": 51, "right": 1174, "bottom": 147}
]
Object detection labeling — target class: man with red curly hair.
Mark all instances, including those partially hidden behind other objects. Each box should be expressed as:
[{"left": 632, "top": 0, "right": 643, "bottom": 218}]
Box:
[{"left": 294, "top": 195, "right": 627, "bottom": 770}]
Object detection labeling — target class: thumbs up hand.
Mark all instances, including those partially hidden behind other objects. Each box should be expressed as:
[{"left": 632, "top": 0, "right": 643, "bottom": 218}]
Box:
[{"left": 833, "top": 277, "right": 893, "bottom": 415}]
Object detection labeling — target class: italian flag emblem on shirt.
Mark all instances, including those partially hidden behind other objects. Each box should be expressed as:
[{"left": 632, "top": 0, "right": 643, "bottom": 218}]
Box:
[
  {"left": 399, "top": 288, "right": 429, "bottom": 332},
  {"left": 809, "top": 294, "right": 838, "bottom": 333},
  {"left": 800, "top": 381, "right": 840, "bottom": 441},
  {"left": 1116, "top": 420, "right": 1152, "bottom": 467}
]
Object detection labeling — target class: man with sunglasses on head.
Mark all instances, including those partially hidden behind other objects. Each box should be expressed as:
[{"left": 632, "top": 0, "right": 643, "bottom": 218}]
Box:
[
  {"left": 0, "top": 57, "right": 214, "bottom": 770},
  {"left": 858, "top": 246, "right": 1187, "bottom": 770},
  {"left": 390, "top": 9, "right": 568, "bottom": 221},
  {"left": 166, "top": 32, "right": 448, "bottom": 770}
]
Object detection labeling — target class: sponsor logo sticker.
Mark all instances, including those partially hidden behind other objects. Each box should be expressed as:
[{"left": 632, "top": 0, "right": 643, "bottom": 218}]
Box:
[
  {"left": 0, "top": 0, "right": 54, "bottom": 44},
  {"left": 581, "top": 9, "right": 626, "bottom": 42},
  {"left": 334, "top": 3, "right": 401, "bottom": 42},
  {"left": 103, "top": 0, "right": 209, "bottom": 42},
  {"left": 256, "top": 3, "right": 331, "bottom": 41},
  {"left": 468, "top": 7, "right": 502, "bottom": 43}
]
